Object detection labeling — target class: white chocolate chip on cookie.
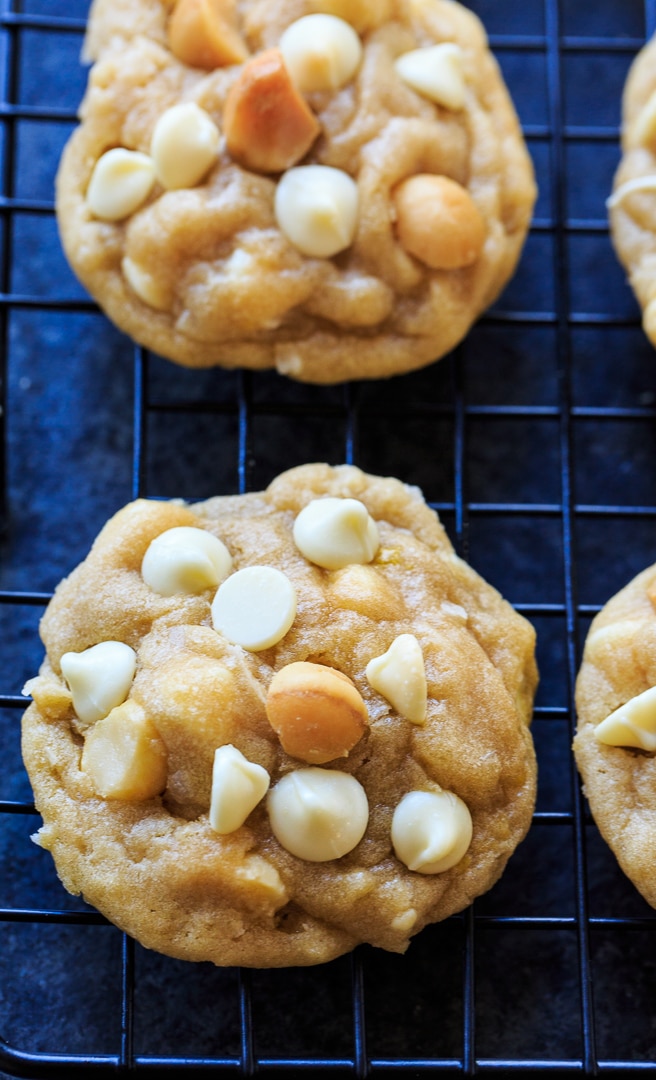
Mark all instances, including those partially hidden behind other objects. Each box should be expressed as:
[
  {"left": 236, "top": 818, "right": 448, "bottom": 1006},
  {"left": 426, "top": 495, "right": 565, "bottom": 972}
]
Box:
[
  {"left": 395, "top": 43, "right": 466, "bottom": 110},
  {"left": 268, "top": 767, "right": 369, "bottom": 861},
  {"left": 594, "top": 685, "right": 656, "bottom": 752},
  {"left": 293, "top": 496, "right": 378, "bottom": 569},
  {"left": 81, "top": 699, "right": 168, "bottom": 800},
  {"left": 606, "top": 175, "right": 656, "bottom": 210},
  {"left": 151, "top": 102, "right": 220, "bottom": 190},
  {"left": 209, "top": 744, "right": 270, "bottom": 833},
  {"left": 365, "top": 633, "right": 427, "bottom": 725},
  {"left": 86, "top": 148, "right": 156, "bottom": 222},
  {"left": 391, "top": 789, "right": 472, "bottom": 873},
  {"left": 279, "top": 14, "right": 362, "bottom": 93},
  {"left": 266, "top": 661, "right": 369, "bottom": 763},
  {"left": 121, "top": 256, "right": 170, "bottom": 310},
  {"left": 211, "top": 565, "right": 297, "bottom": 651},
  {"left": 275, "top": 165, "right": 359, "bottom": 258},
  {"left": 60, "top": 640, "right": 137, "bottom": 728},
  {"left": 141, "top": 526, "right": 232, "bottom": 596}
]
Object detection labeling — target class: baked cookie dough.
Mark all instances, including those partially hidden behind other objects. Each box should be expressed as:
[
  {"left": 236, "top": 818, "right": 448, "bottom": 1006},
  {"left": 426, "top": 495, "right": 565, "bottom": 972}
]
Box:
[
  {"left": 575, "top": 564, "right": 656, "bottom": 908},
  {"left": 608, "top": 33, "right": 656, "bottom": 344},
  {"left": 55, "top": 0, "right": 536, "bottom": 383},
  {"left": 22, "top": 464, "right": 538, "bottom": 967}
]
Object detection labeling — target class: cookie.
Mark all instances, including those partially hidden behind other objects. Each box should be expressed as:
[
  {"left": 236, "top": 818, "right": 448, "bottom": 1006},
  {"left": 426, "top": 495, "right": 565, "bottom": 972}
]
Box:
[
  {"left": 574, "top": 564, "right": 656, "bottom": 907},
  {"left": 608, "top": 33, "right": 656, "bottom": 344},
  {"left": 55, "top": 0, "right": 536, "bottom": 384},
  {"left": 22, "top": 464, "right": 538, "bottom": 967}
]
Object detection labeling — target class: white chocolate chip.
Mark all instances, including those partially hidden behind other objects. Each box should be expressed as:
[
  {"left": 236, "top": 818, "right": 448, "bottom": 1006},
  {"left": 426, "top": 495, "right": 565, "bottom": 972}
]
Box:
[
  {"left": 365, "top": 634, "right": 427, "bottom": 725},
  {"left": 275, "top": 165, "right": 359, "bottom": 258},
  {"left": 209, "top": 745, "right": 270, "bottom": 833},
  {"left": 60, "top": 641, "right": 137, "bottom": 728},
  {"left": 141, "top": 526, "right": 232, "bottom": 596},
  {"left": 279, "top": 14, "right": 362, "bottom": 92},
  {"left": 293, "top": 496, "right": 379, "bottom": 569},
  {"left": 81, "top": 700, "right": 167, "bottom": 801},
  {"left": 606, "top": 175, "right": 656, "bottom": 210},
  {"left": 86, "top": 148, "right": 156, "bottom": 222},
  {"left": 633, "top": 90, "right": 656, "bottom": 147},
  {"left": 150, "top": 102, "right": 220, "bottom": 190},
  {"left": 121, "top": 256, "right": 170, "bottom": 311},
  {"left": 594, "top": 685, "right": 656, "bottom": 752},
  {"left": 211, "top": 565, "right": 297, "bottom": 651},
  {"left": 395, "top": 43, "right": 466, "bottom": 110},
  {"left": 268, "top": 767, "right": 369, "bottom": 861},
  {"left": 391, "top": 789, "right": 472, "bottom": 873},
  {"left": 391, "top": 908, "right": 418, "bottom": 933}
]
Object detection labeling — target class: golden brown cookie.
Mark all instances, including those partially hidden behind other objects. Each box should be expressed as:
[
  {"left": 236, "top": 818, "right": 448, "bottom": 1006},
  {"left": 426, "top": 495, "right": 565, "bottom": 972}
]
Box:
[
  {"left": 55, "top": 0, "right": 536, "bottom": 383},
  {"left": 608, "top": 33, "right": 656, "bottom": 344},
  {"left": 574, "top": 563, "right": 656, "bottom": 907},
  {"left": 22, "top": 464, "right": 538, "bottom": 967}
]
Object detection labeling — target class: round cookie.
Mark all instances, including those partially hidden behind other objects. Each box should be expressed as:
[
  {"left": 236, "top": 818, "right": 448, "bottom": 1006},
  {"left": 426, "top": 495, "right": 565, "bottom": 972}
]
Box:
[
  {"left": 575, "top": 564, "right": 656, "bottom": 908},
  {"left": 55, "top": 0, "right": 536, "bottom": 384},
  {"left": 608, "top": 33, "right": 656, "bottom": 345},
  {"left": 22, "top": 464, "right": 538, "bottom": 967}
]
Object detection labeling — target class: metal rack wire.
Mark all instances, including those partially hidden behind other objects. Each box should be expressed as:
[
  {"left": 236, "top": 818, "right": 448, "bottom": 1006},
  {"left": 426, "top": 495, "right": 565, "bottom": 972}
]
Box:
[{"left": 3, "top": 0, "right": 656, "bottom": 1075}]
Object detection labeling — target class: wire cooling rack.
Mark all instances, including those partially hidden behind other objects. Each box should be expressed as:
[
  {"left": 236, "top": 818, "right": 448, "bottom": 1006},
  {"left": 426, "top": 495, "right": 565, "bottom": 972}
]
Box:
[{"left": 3, "top": 0, "right": 656, "bottom": 1075}]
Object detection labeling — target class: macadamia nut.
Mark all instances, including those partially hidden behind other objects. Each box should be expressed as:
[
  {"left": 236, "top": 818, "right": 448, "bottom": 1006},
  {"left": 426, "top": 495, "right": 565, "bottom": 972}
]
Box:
[
  {"left": 211, "top": 565, "right": 297, "bottom": 651},
  {"left": 365, "top": 633, "right": 427, "bottom": 725},
  {"left": 594, "top": 685, "right": 656, "bottom": 751},
  {"left": 391, "top": 789, "right": 472, "bottom": 873},
  {"left": 279, "top": 14, "right": 362, "bottom": 92},
  {"left": 266, "top": 661, "right": 369, "bottom": 763},
  {"left": 209, "top": 744, "right": 270, "bottom": 833},
  {"left": 86, "top": 148, "right": 156, "bottom": 222},
  {"left": 293, "top": 496, "right": 378, "bottom": 569},
  {"left": 141, "top": 526, "right": 232, "bottom": 596},
  {"left": 168, "top": 0, "right": 249, "bottom": 70},
  {"left": 393, "top": 173, "right": 486, "bottom": 270},
  {"left": 81, "top": 700, "right": 168, "bottom": 800},
  {"left": 150, "top": 102, "right": 220, "bottom": 190},
  {"left": 60, "top": 641, "right": 137, "bottom": 728},
  {"left": 268, "top": 767, "right": 369, "bottom": 861}
]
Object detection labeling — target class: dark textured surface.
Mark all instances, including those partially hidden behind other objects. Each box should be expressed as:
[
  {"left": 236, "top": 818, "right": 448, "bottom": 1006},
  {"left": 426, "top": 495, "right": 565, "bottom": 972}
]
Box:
[{"left": 2, "top": 0, "right": 656, "bottom": 1076}]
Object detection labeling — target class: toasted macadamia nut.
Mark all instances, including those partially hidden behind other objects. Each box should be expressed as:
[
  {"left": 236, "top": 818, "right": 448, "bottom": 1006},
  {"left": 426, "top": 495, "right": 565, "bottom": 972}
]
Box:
[
  {"left": 121, "top": 256, "right": 170, "bottom": 310},
  {"left": 268, "top": 767, "right": 369, "bottom": 861},
  {"left": 150, "top": 102, "right": 220, "bottom": 190},
  {"left": 393, "top": 174, "right": 486, "bottom": 270},
  {"left": 275, "top": 165, "right": 359, "bottom": 258},
  {"left": 365, "top": 634, "right": 427, "bottom": 725},
  {"left": 607, "top": 176, "right": 656, "bottom": 210},
  {"left": 141, "top": 526, "right": 232, "bottom": 596},
  {"left": 60, "top": 641, "right": 137, "bottom": 728},
  {"left": 168, "top": 0, "right": 248, "bottom": 70},
  {"left": 395, "top": 43, "right": 466, "bottom": 110},
  {"left": 391, "top": 789, "right": 472, "bottom": 873},
  {"left": 594, "top": 686, "right": 656, "bottom": 752},
  {"left": 266, "top": 661, "right": 369, "bottom": 764},
  {"left": 209, "top": 744, "right": 270, "bottom": 833},
  {"left": 211, "top": 565, "right": 297, "bottom": 651},
  {"left": 632, "top": 89, "right": 656, "bottom": 148},
  {"left": 223, "top": 48, "right": 320, "bottom": 173},
  {"left": 81, "top": 700, "right": 168, "bottom": 800},
  {"left": 279, "top": 14, "right": 362, "bottom": 93},
  {"left": 308, "top": 0, "right": 393, "bottom": 33},
  {"left": 86, "top": 148, "right": 156, "bottom": 222},
  {"left": 293, "top": 496, "right": 378, "bottom": 569}
]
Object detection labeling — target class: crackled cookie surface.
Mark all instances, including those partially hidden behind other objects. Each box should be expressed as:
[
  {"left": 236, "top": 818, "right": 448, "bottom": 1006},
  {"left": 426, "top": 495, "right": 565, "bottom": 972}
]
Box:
[
  {"left": 22, "top": 464, "right": 537, "bottom": 967},
  {"left": 609, "top": 33, "right": 656, "bottom": 345},
  {"left": 575, "top": 564, "right": 656, "bottom": 908},
  {"left": 55, "top": 0, "right": 536, "bottom": 383}
]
